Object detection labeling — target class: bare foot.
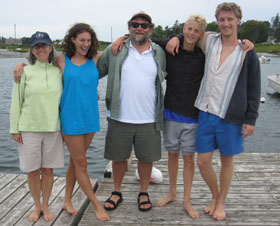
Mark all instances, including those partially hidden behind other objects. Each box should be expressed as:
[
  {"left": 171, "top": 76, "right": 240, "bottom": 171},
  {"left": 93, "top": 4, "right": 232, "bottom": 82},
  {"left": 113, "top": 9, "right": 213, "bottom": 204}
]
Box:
[
  {"left": 94, "top": 206, "right": 110, "bottom": 221},
  {"left": 62, "top": 202, "right": 78, "bottom": 216},
  {"left": 42, "top": 206, "right": 54, "bottom": 222},
  {"left": 157, "top": 193, "right": 177, "bottom": 207},
  {"left": 182, "top": 202, "right": 200, "bottom": 219},
  {"left": 212, "top": 203, "right": 226, "bottom": 221},
  {"left": 28, "top": 206, "right": 41, "bottom": 222},
  {"left": 204, "top": 199, "right": 217, "bottom": 216}
]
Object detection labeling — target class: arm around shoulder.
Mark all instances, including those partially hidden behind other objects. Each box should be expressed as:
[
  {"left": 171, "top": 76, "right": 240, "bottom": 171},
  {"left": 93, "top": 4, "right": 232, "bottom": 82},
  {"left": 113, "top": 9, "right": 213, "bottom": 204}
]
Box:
[
  {"left": 54, "top": 54, "right": 65, "bottom": 73},
  {"left": 97, "top": 45, "right": 111, "bottom": 79},
  {"left": 197, "top": 32, "right": 213, "bottom": 54},
  {"left": 14, "top": 62, "right": 27, "bottom": 83}
]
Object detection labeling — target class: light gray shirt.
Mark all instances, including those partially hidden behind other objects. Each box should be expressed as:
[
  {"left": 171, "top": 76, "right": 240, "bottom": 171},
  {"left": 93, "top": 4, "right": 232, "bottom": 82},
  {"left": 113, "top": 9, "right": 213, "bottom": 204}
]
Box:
[{"left": 195, "top": 33, "right": 243, "bottom": 119}]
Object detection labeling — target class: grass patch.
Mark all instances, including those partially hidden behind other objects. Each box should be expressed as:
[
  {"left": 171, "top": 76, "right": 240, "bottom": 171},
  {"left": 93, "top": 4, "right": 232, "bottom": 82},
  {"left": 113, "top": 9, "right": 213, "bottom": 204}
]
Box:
[{"left": 255, "top": 43, "right": 280, "bottom": 53}]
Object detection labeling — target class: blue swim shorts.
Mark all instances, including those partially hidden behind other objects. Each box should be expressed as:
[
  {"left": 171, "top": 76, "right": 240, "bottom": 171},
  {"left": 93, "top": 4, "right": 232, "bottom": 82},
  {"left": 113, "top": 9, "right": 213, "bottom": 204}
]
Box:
[{"left": 195, "top": 111, "right": 244, "bottom": 156}]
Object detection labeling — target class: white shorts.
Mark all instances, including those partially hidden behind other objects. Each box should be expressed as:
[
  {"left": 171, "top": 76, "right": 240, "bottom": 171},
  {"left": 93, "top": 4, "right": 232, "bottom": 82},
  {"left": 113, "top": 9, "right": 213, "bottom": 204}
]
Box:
[{"left": 18, "top": 132, "right": 65, "bottom": 172}]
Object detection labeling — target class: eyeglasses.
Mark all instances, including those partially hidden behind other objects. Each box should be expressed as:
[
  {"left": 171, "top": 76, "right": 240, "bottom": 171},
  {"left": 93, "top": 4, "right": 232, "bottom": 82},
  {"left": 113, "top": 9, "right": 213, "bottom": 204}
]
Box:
[
  {"left": 33, "top": 44, "right": 49, "bottom": 50},
  {"left": 129, "top": 22, "right": 151, "bottom": 29}
]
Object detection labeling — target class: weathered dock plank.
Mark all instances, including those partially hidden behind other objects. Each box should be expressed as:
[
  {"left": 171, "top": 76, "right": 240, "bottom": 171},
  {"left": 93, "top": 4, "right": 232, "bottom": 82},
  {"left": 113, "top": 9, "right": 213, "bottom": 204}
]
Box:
[
  {"left": 0, "top": 173, "right": 19, "bottom": 191},
  {"left": 79, "top": 152, "right": 280, "bottom": 226},
  {"left": 0, "top": 173, "right": 97, "bottom": 226}
]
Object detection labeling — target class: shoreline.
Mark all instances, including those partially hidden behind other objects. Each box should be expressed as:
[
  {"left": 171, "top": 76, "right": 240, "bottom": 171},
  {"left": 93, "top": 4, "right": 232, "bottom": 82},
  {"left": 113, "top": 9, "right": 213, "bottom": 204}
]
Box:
[
  {"left": 1, "top": 49, "right": 280, "bottom": 59},
  {"left": 0, "top": 49, "right": 27, "bottom": 59}
]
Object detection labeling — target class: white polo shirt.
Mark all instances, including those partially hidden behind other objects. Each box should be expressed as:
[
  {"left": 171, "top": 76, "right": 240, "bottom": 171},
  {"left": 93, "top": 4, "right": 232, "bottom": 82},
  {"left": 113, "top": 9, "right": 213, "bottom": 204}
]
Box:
[{"left": 110, "top": 42, "right": 158, "bottom": 124}]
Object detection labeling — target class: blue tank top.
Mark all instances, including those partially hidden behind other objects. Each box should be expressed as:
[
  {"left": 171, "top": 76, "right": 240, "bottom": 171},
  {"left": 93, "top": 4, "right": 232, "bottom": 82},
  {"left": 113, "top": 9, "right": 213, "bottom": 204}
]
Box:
[{"left": 60, "top": 55, "right": 100, "bottom": 135}]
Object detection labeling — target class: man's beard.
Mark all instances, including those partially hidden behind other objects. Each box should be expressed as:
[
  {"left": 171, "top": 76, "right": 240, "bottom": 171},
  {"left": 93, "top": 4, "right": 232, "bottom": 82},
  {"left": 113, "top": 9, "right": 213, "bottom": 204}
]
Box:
[{"left": 130, "top": 31, "right": 150, "bottom": 46}]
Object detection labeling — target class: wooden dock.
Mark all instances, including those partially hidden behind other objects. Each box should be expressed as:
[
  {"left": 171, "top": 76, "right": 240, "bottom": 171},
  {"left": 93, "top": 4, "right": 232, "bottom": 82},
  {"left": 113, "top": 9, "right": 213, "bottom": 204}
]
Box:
[
  {"left": 1, "top": 152, "right": 279, "bottom": 225},
  {"left": 79, "top": 152, "right": 280, "bottom": 226},
  {"left": 0, "top": 172, "right": 97, "bottom": 226}
]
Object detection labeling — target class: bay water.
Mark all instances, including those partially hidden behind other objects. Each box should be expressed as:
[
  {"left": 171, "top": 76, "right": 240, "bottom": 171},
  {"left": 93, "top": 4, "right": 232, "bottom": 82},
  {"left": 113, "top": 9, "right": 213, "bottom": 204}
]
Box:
[{"left": 0, "top": 55, "right": 279, "bottom": 182}]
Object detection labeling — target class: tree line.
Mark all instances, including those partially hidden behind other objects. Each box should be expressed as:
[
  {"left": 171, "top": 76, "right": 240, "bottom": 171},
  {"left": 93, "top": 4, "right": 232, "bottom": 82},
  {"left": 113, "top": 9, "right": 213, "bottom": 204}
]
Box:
[
  {"left": 1, "top": 13, "right": 279, "bottom": 45},
  {"left": 151, "top": 13, "right": 280, "bottom": 44}
]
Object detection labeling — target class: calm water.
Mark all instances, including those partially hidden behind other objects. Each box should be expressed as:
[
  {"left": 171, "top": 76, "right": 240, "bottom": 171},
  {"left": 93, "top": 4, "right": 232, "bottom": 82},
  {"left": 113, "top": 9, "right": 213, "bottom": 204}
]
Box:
[
  {"left": 0, "top": 56, "right": 280, "bottom": 181},
  {"left": 0, "top": 57, "right": 110, "bottom": 181}
]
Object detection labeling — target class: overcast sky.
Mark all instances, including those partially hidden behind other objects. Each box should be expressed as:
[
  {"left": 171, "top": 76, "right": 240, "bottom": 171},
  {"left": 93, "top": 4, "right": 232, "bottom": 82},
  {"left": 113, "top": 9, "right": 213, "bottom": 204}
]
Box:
[{"left": 1, "top": 0, "right": 279, "bottom": 42}]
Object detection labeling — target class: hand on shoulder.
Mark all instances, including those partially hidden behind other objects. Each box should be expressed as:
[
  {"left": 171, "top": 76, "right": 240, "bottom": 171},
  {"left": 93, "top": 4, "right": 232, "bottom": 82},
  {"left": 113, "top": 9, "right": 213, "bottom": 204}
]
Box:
[
  {"left": 55, "top": 54, "right": 65, "bottom": 73},
  {"left": 94, "top": 52, "right": 102, "bottom": 64}
]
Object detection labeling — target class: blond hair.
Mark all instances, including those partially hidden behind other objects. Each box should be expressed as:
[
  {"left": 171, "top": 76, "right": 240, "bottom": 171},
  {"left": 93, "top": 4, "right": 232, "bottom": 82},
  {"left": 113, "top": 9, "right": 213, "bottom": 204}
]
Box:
[{"left": 185, "top": 14, "right": 207, "bottom": 32}]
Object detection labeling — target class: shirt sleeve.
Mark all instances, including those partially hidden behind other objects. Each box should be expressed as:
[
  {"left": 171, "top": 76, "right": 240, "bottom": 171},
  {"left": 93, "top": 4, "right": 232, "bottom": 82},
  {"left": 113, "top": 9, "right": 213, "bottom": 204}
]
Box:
[
  {"left": 97, "top": 46, "right": 110, "bottom": 79},
  {"left": 10, "top": 71, "right": 26, "bottom": 133}
]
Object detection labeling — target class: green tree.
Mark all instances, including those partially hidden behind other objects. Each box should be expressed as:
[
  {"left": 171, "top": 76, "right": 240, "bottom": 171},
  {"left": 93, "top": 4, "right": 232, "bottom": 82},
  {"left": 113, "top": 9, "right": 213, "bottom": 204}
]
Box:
[
  {"left": 206, "top": 21, "right": 220, "bottom": 32},
  {"left": 239, "top": 20, "right": 270, "bottom": 43},
  {"left": 165, "top": 20, "right": 184, "bottom": 37},
  {"left": 152, "top": 25, "right": 167, "bottom": 39},
  {"left": 258, "top": 21, "right": 271, "bottom": 43},
  {"left": 271, "top": 13, "right": 280, "bottom": 42},
  {"left": 21, "top": 37, "right": 31, "bottom": 44},
  {"left": 0, "top": 36, "right": 6, "bottom": 44}
]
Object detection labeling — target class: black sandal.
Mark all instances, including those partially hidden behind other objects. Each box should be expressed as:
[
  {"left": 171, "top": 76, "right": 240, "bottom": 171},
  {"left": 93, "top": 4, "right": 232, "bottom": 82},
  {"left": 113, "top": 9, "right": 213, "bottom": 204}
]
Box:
[
  {"left": 104, "top": 191, "right": 123, "bottom": 210},
  {"left": 138, "top": 192, "right": 152, "bottom": 211}
]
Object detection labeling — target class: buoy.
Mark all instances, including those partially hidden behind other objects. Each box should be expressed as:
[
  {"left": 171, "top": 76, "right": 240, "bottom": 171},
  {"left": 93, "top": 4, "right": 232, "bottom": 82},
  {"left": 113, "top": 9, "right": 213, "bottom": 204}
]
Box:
[
  {"left": 135, "top": 167, "right": 163, "bottom": 184},
  {"left": 260, "top": 97, "right": 265, "bottom": 103}
]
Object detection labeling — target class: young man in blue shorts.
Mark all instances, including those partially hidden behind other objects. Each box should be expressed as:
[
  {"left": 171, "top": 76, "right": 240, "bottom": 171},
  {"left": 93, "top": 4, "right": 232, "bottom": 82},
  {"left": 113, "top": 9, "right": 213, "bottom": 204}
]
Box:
[{"left": 193, "top": 2, "right": 261, "bottom": 221}]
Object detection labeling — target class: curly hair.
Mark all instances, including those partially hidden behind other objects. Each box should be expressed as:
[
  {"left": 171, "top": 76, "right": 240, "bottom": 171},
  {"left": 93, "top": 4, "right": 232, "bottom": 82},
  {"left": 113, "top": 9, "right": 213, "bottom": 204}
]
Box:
[
  {"left": 215, "top": 2, "right": 242, "bottom": 20},
  {"left": 62, "top": 23, "right": 99, "bottom": 59}
]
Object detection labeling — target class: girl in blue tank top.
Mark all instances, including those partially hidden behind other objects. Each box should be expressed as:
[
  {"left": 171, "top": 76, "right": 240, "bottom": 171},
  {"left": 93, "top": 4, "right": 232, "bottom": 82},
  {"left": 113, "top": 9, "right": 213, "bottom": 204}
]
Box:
[
  {"left": 55, "top": 23, "right": 110, "bottom": 222},
  {"left": 60, "top": 55, "right": 100, "bottom": 135}
]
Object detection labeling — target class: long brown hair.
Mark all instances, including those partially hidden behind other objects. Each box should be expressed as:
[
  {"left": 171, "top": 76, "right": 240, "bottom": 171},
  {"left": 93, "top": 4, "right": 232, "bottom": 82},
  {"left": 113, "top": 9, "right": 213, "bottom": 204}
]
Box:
[{"left": 62, "top": 23, "right": 99, "bottom": 59}]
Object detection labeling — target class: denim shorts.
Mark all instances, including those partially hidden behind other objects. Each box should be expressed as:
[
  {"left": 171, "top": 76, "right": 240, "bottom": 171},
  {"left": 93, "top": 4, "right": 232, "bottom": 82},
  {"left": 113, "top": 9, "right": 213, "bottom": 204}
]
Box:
[{"left": 195, "top": 111, "right": 244, "bottom": 156}]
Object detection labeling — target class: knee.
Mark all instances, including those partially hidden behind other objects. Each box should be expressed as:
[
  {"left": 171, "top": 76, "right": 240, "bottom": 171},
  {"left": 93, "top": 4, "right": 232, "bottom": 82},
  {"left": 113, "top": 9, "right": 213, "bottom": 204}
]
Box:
[
  {"left": 221, "top": 155, "right": 234, "bottom": 168},
  {"left": 74, "top": 156, "right": 88, "bottom": 170},
  {"left": 183, "top": 154, "right": 194, "bottom": 164},
  {"left": 28, "top": 169, "right": 41, "bottom": 177},
  {"left": 41, "top": 168, "right": 53, "bottom": 176},
  {"left": 168, "top": 152, "right": 180, "bottom": 161},
  {"left": 197, "top": 156, "right": 211, "bottom": 169}
]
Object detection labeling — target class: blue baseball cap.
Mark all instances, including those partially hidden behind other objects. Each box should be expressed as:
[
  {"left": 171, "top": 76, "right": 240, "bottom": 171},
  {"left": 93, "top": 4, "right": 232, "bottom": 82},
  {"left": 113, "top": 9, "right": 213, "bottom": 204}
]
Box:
[{"left": 31, "top": 31, "right": 52, "bottom": 47}]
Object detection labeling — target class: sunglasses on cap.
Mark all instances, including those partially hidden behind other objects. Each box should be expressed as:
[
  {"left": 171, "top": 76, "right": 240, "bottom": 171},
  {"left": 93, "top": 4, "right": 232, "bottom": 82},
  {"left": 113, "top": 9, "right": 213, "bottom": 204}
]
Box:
[
  {"left": 217, "top": 2, "right": 236, "bottom": 7},
  {"left": 129, "top": 22, "right": 151, "bottom": 29}
]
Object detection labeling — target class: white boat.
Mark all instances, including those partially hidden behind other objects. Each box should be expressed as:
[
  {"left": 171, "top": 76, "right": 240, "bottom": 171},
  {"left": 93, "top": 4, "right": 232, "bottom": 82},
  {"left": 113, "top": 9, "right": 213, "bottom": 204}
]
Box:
[
  {"left": 268, "top": 74, "right": 280, "bottom": 93},
  {"left": 259, "top": 55, "right": 270, "bottom": 64}
]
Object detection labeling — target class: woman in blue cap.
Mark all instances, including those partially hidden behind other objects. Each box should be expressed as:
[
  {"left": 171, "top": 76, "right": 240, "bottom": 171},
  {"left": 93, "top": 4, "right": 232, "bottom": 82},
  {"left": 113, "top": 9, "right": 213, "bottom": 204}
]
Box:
[{"left": 10, "top": 31, "right": 64, "bottom": 222}]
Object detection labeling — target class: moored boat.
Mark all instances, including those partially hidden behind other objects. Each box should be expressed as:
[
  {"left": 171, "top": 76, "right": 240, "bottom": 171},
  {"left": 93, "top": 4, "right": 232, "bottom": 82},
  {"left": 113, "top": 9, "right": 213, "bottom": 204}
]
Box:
[
  {"left": 259, "top": 55, "right": 270, "bottom": 63},
  {"left": 268, "top": 74, "right": 280, "bottom": 93}
]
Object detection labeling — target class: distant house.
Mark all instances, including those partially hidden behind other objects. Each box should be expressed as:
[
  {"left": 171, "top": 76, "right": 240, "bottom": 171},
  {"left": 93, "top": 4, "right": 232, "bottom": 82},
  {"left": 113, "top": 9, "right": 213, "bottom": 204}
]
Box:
[
  {"left": 267, "top": 36, "right": 277, "bottom": 44},
  {"left": 5, "top": 37, "right": 22, "bottom": 45}
]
